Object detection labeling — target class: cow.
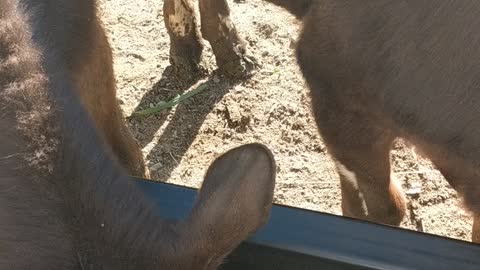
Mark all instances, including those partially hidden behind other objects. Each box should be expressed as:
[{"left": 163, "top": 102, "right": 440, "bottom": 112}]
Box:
[
  {"left": 0, "top": 0, "right": 276, "bottom": 268},
  {"left": 267, "top": 0, "right": 480, "bottom": 243},
  {"left": 163, "top": 0, "right": 255, "bottom": 78}
]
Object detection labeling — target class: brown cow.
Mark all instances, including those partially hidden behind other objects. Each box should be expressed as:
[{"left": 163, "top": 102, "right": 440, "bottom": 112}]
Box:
[
  {"left": 0, "top": 0, "right": 276, "bottom": 268},
  {"left": 163, "top": 0, "right": 255, "bottom": 78},
  {"left": 268, "top": 0, "right": 480, "bottom": 243},
  {"left": 10, "top": 0, "right": 150, "bottom": 179}
]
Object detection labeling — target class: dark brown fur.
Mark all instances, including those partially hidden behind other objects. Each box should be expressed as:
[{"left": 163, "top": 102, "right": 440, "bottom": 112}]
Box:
[
  {"left": 0, "top": 0, "right": 276, "bottom": 268},
  {"left": 3, "top": 0, "right": 148, "bottom": 179},
  {"left": 269, "top": 0, "right": 480, "bottom": 242},
  {"left": 68, "top": 9, "right": 149, "bottom": 178}
]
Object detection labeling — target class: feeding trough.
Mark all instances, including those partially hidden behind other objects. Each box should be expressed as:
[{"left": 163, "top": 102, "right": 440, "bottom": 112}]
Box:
[{"left": 135, "top": 178, "right": 480, "bottom": 270}]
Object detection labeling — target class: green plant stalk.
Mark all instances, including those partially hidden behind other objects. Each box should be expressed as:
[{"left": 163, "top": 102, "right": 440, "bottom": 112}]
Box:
[{"left": 131, "top": 83, "right": 208, "bottom": 117}]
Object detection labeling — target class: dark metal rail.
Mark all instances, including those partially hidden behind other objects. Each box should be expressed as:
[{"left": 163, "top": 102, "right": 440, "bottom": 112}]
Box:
[{"left": 135, "top": 178, "right": 480, "bottom": 269}]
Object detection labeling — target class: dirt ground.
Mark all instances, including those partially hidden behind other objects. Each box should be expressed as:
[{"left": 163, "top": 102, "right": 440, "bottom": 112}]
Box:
[{"left": 98, "top": 0, "right": 473, "bottom": 242}]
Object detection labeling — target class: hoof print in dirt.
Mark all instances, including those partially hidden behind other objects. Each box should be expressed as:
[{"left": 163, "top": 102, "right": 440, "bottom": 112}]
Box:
[{"left": 224, "top": 103, "right": 251, "bottom": 133}]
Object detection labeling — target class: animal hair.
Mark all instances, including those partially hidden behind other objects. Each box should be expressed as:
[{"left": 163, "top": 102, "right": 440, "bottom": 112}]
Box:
[{"left": 0, "top": 0, "right": 58, "bottom": 176}]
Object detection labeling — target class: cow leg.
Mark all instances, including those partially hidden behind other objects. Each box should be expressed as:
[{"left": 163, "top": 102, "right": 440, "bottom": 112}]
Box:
[
  {"left": 438, "top": 167, "right": 480, "bottom": 243},
  {"left": 473, "top": 216, "right": 480, "bottom": 243},
  {"left": 424, "top": 155, "right": 480, "bottom": 243},
  {"left": 70, "top": 20, "right": 149, "bottom": 178},
  {"left": 199, "top": 0, "right": 255, "bottom": 78},
  {"left": 311, "top": 97, "right": 406, "bottom": 225},
  {"left": 164, "top": 0, "right": 205, "bottom": 76}
]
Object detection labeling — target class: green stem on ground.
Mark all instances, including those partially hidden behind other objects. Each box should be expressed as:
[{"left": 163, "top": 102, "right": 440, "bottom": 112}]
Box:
[{"left": 131, "top": 83, "right": 209, "bottom": 117}]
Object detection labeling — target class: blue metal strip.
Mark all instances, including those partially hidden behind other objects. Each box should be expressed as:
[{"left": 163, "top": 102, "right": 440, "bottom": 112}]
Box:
[{"left": 135, "top": 178, "right": 480, "bottom": 270}]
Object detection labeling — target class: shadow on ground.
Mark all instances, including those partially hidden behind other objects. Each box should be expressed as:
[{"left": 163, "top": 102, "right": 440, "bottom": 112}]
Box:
[{"left": 127, "top": 65, "right": 245, "bottom": 181}]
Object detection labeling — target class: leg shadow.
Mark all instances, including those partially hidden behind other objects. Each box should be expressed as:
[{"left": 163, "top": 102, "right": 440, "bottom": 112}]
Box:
[
  {"left": 127, "top": 66, "right": 200, "bottom": 148},
  {"left": 144, "top": 72, "right": 240, "bottom": 182}
]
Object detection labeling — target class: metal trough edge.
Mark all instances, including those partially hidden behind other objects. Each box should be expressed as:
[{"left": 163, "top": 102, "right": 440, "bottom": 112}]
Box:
[{"left": 134, "top": 177, "right": 480, "bottom": 270}]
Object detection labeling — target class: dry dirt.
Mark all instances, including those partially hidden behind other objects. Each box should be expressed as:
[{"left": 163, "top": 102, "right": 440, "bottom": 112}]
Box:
[{"left": 98, "top": 0, "right": 473, "bottom": 242}]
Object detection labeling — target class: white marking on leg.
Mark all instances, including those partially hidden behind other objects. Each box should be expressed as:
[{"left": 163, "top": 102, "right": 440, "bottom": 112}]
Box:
[
  {"left": 390, "top": 173, "right": 407, "bottom": 202},
  {"left": 168, "top": 0, "right": 191, "bottom": 37},
  {"left": 217, "top": 14, "right": 233, "bottom": 34},
  {"left": 335, "top": 161, "right": 358, "bottom": 188},
  {"left": 335, "top": 160, "right": 369, "bottom": 215}
]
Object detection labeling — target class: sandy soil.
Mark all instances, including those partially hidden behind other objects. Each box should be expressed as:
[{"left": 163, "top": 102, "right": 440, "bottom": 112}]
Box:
[{"left": 98, "top": 0, "right": 473, "bottom": 242}]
